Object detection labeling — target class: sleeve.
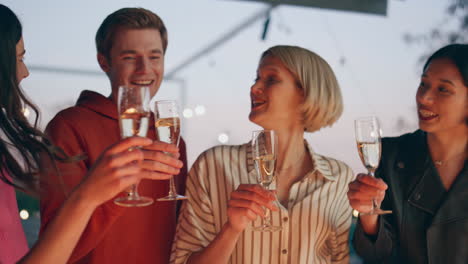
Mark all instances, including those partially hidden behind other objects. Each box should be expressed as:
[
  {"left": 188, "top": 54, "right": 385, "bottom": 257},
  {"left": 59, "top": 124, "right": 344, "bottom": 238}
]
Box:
[
  {"left": 330, "top": 163, "right": 354, "bottom": 263},
  {"left": 170, "top": 151, "right": 217, "bottom": 264},
  {"left": 39, "top": 113, "right": 125, "bottom": 263},
  {"left": 352, "top": 215, "right": 395, "bottom": 263}
]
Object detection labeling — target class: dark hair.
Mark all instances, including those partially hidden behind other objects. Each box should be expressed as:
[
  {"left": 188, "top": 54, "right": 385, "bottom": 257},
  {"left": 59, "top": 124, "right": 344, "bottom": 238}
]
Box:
[
  {"left": 95, "top": 7, "right": 168, "bottom": 60},
  {"left": 0, "top": 4, "right": 69, "bottom": 192},
  {"left": 423, "top": 44, "right": 468, "bottom": 86}
]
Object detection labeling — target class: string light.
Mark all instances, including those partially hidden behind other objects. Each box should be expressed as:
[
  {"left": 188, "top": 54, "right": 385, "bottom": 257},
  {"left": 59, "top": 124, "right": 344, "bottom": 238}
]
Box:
[
  {"left": 218, "top": 133, "right": 229, "bottom": 144},
  {"left": 19, "top": 209, "right": 29, "bottom": 220},
  {"left": 183, "top": 108, "right": 193, "bottom": 119}
]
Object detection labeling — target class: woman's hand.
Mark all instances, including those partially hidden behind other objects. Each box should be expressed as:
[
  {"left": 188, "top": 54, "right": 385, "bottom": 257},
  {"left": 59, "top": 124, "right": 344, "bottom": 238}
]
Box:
[
  {"left": 73, "top": 137, "right": 154, "bottom": 208},
  {"left": 347, "top": 173, "right": 387, "bottom": 213},
  {"left": 226, "top": 184, "right": 278, "bottom": 233},
  {"left": 347, "top": 173, "right": 388, "bottom": 234}
]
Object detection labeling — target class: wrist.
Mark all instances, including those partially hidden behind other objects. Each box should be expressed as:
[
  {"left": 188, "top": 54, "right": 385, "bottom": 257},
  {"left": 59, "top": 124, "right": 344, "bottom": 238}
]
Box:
[
  {"left": 359, "top": 214, "right": 380, "bottom": 235},
  {"left": 223, "top": 222, "right": 244, "bottom": 237},
  {"left": 66, "top": 186, "right": 100, "bottom": 214}
]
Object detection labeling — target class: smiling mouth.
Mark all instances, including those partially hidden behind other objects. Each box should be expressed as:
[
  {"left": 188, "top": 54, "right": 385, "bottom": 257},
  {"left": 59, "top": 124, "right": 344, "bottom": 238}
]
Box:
[
  {"left": 131, "top": 80, "right": 154, "bottom": 86},
  {"left": 251, "top": 101, "right": 266, "bottom": 109},
  {"left": 418, "top": 109, "right": 438, "bottom": 121}
]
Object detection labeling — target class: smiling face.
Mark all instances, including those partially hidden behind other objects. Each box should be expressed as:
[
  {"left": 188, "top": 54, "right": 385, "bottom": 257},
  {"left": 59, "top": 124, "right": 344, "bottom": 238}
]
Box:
[
  {"left": 249, "top": 55, "right": 304, "bottom": 130},
  {"left": 98, "top": 28, "right": 164, "bottom": 101},
  {"left": 416, "top": 57, "right": 468, "bottom": 135}
]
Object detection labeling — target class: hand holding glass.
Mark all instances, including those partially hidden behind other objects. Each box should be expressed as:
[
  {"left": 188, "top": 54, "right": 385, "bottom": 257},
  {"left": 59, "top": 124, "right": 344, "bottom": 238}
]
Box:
[
  {"left": 251, "top": 130, "right": 281, "bottom": 232},
  {"left": 354, "top": 116, "right": 392, "bottom": 215},
  {"left": 154, "top": 100, "right": 187, "bottom": 201},
  {"left": 114, "top": 86, "right": 154, "bottom": 207}
]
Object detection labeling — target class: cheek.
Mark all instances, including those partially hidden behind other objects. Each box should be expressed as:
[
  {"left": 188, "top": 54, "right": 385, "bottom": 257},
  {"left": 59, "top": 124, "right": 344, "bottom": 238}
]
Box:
[{"left": 153, "top": 61, "right": 164, "bottom": 75}]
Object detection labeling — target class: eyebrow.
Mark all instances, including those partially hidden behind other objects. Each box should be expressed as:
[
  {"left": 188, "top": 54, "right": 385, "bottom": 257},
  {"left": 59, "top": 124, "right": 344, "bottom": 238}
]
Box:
[
  {"left": 119, "top": 49, "right": 163, "bottom": 56},
  {"left": 421, "top": 74, "right": 455, "bottom": 87},
  {"left": 259, "top": 65, "right": 279, "bottom": 72}
]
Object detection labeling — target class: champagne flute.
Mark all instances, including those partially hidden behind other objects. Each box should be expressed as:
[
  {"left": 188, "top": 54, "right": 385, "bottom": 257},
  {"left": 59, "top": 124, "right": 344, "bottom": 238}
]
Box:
[
  {"left": 114, "top": 86, "right": 154, "bottom": 207},
  {"left": 355, "top": 116, "right": 392, "bottom": 215},
  {"left": 251, "top": 130, "right": 281, "bottom": 232},
  {"left": 154, "top": 100, "right": 187, "bottom": 201}
]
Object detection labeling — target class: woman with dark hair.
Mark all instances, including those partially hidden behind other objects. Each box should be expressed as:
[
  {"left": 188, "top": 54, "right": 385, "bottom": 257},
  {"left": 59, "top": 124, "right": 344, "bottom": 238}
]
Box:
[
  {"left": 348, "top": 44, "right": 468, "bottom": 263},
  {"left": 0, "top": 4, "right": 179, "bottom": 263}
]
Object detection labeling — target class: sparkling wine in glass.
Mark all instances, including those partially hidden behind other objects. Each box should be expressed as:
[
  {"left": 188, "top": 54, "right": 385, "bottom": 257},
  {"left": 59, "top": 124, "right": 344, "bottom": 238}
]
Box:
[
  {"left": 355, "top": 116, "right": 392, "bottom": 215},
  {"left": 114, "top": 86, "right": 154, "bottom": 207},
  {"left": 251, "top": 130, "right": 281, "bottom": 232},
  {"left": 154, "top": 100, "right": 187, "bottom": 201}
]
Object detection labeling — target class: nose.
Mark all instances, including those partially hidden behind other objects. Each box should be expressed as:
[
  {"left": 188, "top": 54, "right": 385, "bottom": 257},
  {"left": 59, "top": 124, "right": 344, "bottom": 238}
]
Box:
[
  {"left": 250, "top": 81, "right": 263, "bottom": 95},
  {"left": 416, "top": 85, "right": 434, "bottom": 105},
  {"left": 17, "top": 63, "right": 30, "bottom": 83},
  {"left": 135, "top": 57, "right": 150, "bottom": 74}
]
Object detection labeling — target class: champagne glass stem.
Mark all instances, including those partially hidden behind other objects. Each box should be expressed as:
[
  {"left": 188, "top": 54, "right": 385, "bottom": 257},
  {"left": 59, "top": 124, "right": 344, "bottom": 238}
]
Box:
[
  {"left": 263, "top": 185, "right": 272, "bottom": 226},
  {"left": 168, "top": 177, "right": 177, "bottom": 197},
  {"left": 128, "top": 184, "right": 139, "bottom": 198}
]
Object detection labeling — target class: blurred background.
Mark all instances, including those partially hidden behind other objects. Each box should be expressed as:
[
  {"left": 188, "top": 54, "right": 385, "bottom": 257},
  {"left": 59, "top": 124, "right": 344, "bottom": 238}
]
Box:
[{"left": 3, "top": 0, "right": 466, "bottom": 262}]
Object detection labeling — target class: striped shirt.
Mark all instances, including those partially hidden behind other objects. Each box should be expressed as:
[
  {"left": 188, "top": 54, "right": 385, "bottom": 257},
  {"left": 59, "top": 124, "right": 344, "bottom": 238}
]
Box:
[{"left": 171, "top": 141, "right": 354, "bottom": 264}]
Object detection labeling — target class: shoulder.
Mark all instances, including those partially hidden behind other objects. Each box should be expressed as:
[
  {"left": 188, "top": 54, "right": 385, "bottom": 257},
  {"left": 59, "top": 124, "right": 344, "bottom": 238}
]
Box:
[
  {"left": 382, "top": 130, "right": 422, "bottom": 148},
  {"left": 193, "top": 144, "right": 247, "bottom": 166},
  {"left": 47, "top": 105, "right": 94, "bottom": 129},
  {"left": 314, "top": 153, "right": 354, "bottom": 182}
]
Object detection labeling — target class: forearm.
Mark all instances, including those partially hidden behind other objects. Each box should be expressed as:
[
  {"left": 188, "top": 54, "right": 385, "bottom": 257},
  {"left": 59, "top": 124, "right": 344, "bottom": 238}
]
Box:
[
  {"left": 353, "top": 216, "right": 393, "bottom": 262},
  {"left": 20, "top": 189, "right": 96, "bottom": 264},
  {"left": 187, "top": 223, "right": 241, "bottom": 264}
]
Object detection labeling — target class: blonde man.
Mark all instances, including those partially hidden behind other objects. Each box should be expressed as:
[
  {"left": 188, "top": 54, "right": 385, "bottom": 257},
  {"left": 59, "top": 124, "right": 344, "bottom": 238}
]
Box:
[{"left": 171, "top": 45, "right": 353, "bottom": 264}]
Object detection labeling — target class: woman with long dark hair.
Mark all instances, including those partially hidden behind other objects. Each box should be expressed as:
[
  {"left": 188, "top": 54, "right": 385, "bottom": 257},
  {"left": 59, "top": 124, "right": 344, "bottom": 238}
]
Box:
[
  {"left": 0, "top": 4, "right": 178, "bottom": 263},
  {"left": 348, "top": 44, "right": 468, "bottom": 263}
]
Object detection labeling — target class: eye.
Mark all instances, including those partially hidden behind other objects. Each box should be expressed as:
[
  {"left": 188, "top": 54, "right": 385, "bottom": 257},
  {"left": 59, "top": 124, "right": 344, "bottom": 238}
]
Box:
[
  {"left": 149, "top": 55, "right": 161, "bottom": 60},
  {"left": 122, "top": 56, "right": 136, "bottom": 61},
  {"left": 265, "top": 76, "right": 278, "bottom": 85},
  {"left": 438, "top": 86, "right": 450, "bottom": 93}
]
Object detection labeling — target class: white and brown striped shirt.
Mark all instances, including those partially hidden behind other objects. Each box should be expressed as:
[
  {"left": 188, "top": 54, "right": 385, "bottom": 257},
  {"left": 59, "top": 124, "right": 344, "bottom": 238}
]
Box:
[{"left": 171, "top": 142, "right": 354, "bottom": 264}]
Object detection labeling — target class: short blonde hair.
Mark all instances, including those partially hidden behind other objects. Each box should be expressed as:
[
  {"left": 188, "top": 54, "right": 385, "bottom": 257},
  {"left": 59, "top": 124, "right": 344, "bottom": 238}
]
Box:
[{"left": 261, "top": 45, "right": 343, "bottom": 132}]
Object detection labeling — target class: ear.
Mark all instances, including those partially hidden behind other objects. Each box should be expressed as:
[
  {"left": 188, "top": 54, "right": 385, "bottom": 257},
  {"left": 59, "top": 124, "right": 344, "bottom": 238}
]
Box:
[{"left": 97, "top": 53, "right": 110, "bottom": 73}]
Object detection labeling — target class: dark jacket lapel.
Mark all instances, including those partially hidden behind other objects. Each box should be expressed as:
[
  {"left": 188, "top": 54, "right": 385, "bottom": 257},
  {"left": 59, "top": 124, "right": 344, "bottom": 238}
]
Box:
[
  {"left": 431, "top": 161, "right": 468, "bottom": 225},
  {"left": 397, "top": 131, "right": 442, "bottom": 215}
]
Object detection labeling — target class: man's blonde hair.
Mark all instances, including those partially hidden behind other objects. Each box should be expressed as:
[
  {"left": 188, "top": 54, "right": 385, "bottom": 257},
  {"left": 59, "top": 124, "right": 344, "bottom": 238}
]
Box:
[{"left": 261, "top": 45, "right": 343, "bottom": 132}]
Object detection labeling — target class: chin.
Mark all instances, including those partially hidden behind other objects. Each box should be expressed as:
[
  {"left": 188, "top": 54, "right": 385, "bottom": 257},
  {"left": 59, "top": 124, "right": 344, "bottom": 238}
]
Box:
[{"left": 248, "top": 113, "right": 263, "bottom": 127}]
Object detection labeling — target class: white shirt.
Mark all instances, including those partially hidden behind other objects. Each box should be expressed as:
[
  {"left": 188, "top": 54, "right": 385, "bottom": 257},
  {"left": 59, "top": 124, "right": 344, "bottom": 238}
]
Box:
[{"left": 171, "top": 142, "right": 354, "bottom": 264}]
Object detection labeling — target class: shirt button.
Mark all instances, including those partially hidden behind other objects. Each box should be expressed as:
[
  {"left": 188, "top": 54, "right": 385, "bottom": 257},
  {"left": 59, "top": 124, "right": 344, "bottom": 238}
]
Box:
[
  {"left": 282, "top": 249, "right": 288, "bottom": 254},
  {"left": 397, "top": 161, "right": 405, "bottom": 169},
  {"left": 283, "top": 217, "right": 288, "bottom": 222},
  {"left": 414, "top": 193, "right": 421, "bottom": 201}
]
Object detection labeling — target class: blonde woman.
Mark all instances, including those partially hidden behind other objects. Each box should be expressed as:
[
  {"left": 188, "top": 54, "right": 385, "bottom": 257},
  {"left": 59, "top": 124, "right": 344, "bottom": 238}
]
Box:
[{"left": 171, "top": 45, "right": 354, "bottom": 264}]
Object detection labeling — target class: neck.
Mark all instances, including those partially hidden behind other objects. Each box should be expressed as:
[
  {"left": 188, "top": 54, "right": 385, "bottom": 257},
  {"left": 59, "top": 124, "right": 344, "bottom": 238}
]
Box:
[
  {"left": 427, "top": 128, "right": 468, "bottom": 162},
  {"left": 275, "top": 126, "right": 307, "bottom": 172}
]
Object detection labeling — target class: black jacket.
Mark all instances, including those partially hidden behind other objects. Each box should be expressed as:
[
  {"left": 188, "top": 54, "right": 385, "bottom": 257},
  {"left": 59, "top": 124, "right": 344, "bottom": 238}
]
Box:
[{"left": 353, "top": 130, "right": 468, "bottom": 264}]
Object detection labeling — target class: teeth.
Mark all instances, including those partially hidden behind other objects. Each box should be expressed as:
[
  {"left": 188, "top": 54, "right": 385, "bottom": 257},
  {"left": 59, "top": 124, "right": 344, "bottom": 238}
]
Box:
[
  {"left": 131, "top": 80, "right": 152, "bottom": 85},
  {"left": 419, "top": 109, "right": 437, "bottom": 117}
]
